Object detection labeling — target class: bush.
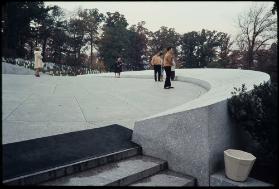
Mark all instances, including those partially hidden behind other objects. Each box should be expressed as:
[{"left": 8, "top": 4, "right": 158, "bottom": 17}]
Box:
[{"left": 228, "top": 82, "right": 278, "bottom": 164}]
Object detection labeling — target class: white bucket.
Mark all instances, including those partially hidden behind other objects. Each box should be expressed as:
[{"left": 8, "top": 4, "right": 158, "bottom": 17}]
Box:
[{"left": 224, "top": 149, "right": 256, "bottom": 182}]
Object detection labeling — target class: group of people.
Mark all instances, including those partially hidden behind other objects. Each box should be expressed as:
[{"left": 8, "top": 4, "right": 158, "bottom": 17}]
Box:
[
  {"left": 34, "top": 46, "right": 176, "bottom": 87},
  {"left": 113, "top": 47, "right": 176, "bottom": 89},
  {"left": 151, "top": 47, "right": 176, "bottom": 89}
]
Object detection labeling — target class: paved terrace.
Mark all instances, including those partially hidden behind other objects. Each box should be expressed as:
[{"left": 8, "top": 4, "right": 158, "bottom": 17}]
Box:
[{"left": 2, "top": 72, "right": 207, "bottom": 144}]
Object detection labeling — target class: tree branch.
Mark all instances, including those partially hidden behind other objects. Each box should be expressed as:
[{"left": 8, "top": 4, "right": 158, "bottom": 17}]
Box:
[{"left": 254, "top": 37, "right": 273, "bottom": 52}]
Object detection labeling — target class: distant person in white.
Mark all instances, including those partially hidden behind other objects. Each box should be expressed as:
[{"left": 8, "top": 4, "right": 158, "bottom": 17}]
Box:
[
  {"left": 34, "top": 47, "right": 43, "bottom": 77},
  {"left": 171, "top": 59, "right": 176, "bottom": 81},
  {"left": 160, "top": 66, "right": 164, "bottom": 82}
]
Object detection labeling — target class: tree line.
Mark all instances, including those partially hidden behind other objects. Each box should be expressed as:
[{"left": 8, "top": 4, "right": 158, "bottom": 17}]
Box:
[{"left": 1, "top": 2, "right": 277, "bottom": 80}]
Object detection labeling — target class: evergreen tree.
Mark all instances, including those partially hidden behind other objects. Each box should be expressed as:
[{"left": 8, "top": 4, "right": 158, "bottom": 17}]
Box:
[
  {"left": 2, "top": 2, "right": 47, "bottom": 57},
  {"left": 98, "top": 12, "right": 129, "bottom": 71},
  {"left": 78, "top": 9, "right": 104, "bottom": 68}
]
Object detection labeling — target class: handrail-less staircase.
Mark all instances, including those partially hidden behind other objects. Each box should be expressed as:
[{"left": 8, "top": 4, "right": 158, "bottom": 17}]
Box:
[{"left": 3, "top": 124, "right": 195, "bottom": 186}]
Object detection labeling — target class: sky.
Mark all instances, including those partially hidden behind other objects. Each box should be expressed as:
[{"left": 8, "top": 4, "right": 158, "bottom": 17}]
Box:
[{"left": 45, "top": 1, "right": 275, "bottom": 40}]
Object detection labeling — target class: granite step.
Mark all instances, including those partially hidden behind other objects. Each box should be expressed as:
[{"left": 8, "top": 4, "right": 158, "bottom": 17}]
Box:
[
  {"left": 210, "top": 171, "right": 273, "bottom": 187},
  {"left": 3, "top": 124, "right": 141, "bottom": 185},
  {"left": 130, "top": 170, "right": 196, "bottom": 186},
  {"left": 41, "top": 155, "right": 167, "bottom": 186},
  {"left": 4, "top": 147, "right": 141, "bottom": 185}
]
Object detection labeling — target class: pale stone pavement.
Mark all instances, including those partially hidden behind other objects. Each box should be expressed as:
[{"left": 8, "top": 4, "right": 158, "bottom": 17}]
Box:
[{"left": 2, "top": 73, "right": 206, "bottom": 144}]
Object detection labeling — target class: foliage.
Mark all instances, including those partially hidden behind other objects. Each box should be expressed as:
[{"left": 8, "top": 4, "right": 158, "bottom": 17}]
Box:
[
  {"left": 78, "top": 8, "right": 105, "bottom": 66},
  {"left": 254, "top": 43, "right": 278, "bottom": 83},
  {"left": 2, "top": 2, "right": 47, "bottom": 57},
  {"left": 2, "top": 2, "right": 276, "bottom": 72},
  {"left": 180, "top": 29, "right": 233, "bottom": 68},
  {"left": 180, "top": 31, "right": 199, "bottom": 68},
  {"left": 228, "top": 82, "right": 278, "bottom": 164},
  {"left": 126, "top": 21, "right": 149, "bottom": 70},
  {"left": 65, "top": 17, "right": 88, "bottom": 66},
  {"left": 3, "top": 58, "right": 100, "bottom": 76},
  {"left": 97, "top": 11, "right": 130, "bottom": 71},
  {"left": 148, "top": 26, "right": 180, "bottom": 57}
]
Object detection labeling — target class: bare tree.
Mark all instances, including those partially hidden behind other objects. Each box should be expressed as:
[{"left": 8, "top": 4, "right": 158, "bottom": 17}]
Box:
[{"left": 236, "top": 4, "right": 277, "bottom": 68}]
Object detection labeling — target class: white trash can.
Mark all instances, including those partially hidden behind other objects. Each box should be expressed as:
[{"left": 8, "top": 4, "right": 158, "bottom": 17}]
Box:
[{"left": 224, "top": 149, "right": 256, "bottom": 182}]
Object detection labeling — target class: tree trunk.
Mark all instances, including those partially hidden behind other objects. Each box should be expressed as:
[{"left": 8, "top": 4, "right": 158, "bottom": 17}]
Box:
[
  {"left": 18, "top": 35, "right": 24, "bottom": 58},
  {"left": 35, "top": 36, "right": 38, "bottom": 48},
  {"left": 90, "top": 35, "right": 93, "bottom": 69},
  {"left": 58, "top": 49, "right": 62, "bottom": 64},
  {"left": 29, "top": 42, "right": 34, "bottom": 60},
  {"left": 42, "top": 37, "right": 47, "bottom": 62},
  {"left": 247, "top": 48, "right": 254, "bottom": 69}
]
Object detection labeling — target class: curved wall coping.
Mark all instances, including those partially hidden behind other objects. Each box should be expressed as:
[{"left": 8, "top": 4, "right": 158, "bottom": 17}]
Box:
[{"left": 90, "top": 68, "right": 270, "bottom": 121}]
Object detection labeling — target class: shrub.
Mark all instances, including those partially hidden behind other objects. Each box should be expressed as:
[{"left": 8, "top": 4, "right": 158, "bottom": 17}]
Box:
[
  {"left": 228, "top": 82, "right": 278, "bottom": 164},
  {"left": 3, "top": 57, "right": 99, "bottom": 76}
]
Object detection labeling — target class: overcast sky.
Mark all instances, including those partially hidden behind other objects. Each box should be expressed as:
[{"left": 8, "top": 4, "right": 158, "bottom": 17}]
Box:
[{"left": 45, "top": 1, "right": 275, "bottom": 39}]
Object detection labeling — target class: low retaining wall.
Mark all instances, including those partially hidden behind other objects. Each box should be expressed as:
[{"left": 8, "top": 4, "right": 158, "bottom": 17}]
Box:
[
  {"left": 2, "top": 62, "right": 35, "bottom": 75},
  {"left": 95, "top": 68, "right": 270, "bottom": 186}
]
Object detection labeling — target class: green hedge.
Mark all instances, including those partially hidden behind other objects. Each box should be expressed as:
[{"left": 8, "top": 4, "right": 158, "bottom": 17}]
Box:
[{"left": 228, "top": 82, "right": 278, "bottom": 164}]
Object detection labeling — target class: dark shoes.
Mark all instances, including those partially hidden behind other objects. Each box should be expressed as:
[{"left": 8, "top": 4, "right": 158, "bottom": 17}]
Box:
[{"left": 164, "top": 86, "right": 174, "bottom": 89}]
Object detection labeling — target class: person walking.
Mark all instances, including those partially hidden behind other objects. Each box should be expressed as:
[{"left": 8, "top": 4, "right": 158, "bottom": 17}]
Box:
[
  {"left": 114, "top": 57, "right": 123, "bottom": 78},
  {"left": 151, "top": 52, "right": 163, "bottom": 81},
  {"left": 163, "top": 47, "right": 174, "bottom": 89},
  {"left": 34, "top": 47, "right": 43, "bottom": 77}
]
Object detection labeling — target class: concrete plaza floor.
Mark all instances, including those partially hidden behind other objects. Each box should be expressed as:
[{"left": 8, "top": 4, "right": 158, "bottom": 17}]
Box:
[{"left": 2, "top": 74, "right": 207, "bottom": 144}]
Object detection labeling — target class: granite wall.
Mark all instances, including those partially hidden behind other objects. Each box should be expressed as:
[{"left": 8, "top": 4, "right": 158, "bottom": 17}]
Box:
[{"left": 132, "top": 99, "right": 240, "bottom": 186}]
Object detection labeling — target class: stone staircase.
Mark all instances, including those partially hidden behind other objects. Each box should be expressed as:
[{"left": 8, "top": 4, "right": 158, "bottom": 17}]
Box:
[
  {"left": 3, "top": 125, "right": 195, "bottom": 186},
  {"left": 40, "top": 148, "right": 195, "bottom": 186}
]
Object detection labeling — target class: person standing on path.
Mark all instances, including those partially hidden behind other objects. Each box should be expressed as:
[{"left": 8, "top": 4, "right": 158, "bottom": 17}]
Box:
[
  {"left": 151, "top": 52, "right": 163, "bottom": 81},
  {"left": 114, "top": 57, "right": 123, "bottom": 78},
  {"left": 34, "top": 47, "right": 43, "bottom": 77},
  {"left": 163, "top": 47, "right": 174, "bottom": 89}
]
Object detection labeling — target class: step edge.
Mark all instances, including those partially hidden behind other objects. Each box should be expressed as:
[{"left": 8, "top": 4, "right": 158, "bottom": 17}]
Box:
[
  {"left": 106, "top": 160, "right": 168, "bottom": 186},
  {"left": 129, "top": 169, "right": 196, "bottom": 187},
  {"left": 3, "top": 146, "right": 141, "bottom": 185}
]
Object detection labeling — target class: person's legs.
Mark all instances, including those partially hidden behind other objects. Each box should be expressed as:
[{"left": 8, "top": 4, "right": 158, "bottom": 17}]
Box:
[
  {"left": 154, "top": 66, "right": 157, "bottom": 81},
  {"left": 35, "top": 68, "right": 39, "bottom": 76},
  {"left": 164, "top": 66, "right": 171, "bottom": 88},
  {"left": 167, "top": 67, "right": 171, "bottom": 87},
  {"left": 160, "top": 67, "right": 164, "bottom": 81},
  {"left": 158, "top": 65, "right": 161, "bottom": 81},
  {"left": 155, "top": 65, "right": 161, "bottom": 81}
]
